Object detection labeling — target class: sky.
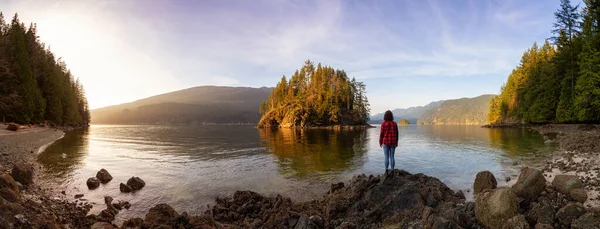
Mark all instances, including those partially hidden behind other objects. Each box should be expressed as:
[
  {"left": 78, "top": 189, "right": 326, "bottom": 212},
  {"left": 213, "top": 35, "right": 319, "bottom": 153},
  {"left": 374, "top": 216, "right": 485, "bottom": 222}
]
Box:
[{"left": 0, "top": 0, "right": 580, "bottom": 114}]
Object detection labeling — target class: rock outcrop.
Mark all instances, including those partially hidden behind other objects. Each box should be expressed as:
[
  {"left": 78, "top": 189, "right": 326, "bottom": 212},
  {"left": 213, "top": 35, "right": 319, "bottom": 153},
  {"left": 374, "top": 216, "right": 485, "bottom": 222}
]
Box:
[{"left": 118, "top": 170, "right": 480, "bottom": 228}]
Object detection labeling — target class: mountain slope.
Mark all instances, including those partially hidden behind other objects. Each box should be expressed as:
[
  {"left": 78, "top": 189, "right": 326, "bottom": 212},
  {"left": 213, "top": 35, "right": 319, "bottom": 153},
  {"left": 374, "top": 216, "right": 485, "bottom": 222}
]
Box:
[
  {"left": 418, "top": 94, "right": 495, "bottom": 125},
  {"left": 91, "top": 86, "right": 272, "bottom": 124},
  {"left": 370, "top": 101, "right": 444, "bottom": 124}
]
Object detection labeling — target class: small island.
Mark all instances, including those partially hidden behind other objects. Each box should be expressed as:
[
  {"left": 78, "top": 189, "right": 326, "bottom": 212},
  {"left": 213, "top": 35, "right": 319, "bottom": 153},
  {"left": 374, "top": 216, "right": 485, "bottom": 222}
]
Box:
[
  {"left": 398, "top": 119, "right": 410, "bottom": 125},
  {"left": 257, "top": 60, "right": 370, "bottom": 128}
]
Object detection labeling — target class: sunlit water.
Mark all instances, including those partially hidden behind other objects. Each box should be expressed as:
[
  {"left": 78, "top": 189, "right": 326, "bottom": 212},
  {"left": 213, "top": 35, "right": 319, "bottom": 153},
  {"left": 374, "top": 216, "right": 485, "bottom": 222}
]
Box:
[{"left": 37, "top": 125, "right": 556, "bottom": 223}]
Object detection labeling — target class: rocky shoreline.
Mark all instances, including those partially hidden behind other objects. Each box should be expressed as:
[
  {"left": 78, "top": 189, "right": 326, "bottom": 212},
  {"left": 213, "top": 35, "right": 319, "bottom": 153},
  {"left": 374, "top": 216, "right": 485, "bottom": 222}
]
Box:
[{"left": 1, "top": 124, "right": 599, "bottom": 228}]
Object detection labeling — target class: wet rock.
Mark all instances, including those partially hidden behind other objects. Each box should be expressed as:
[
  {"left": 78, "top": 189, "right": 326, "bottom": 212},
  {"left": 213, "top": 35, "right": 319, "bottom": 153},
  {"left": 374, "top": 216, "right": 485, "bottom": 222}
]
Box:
[
  {"left": 100, "top": 208, "right": 117, "bottom": 221},
  {"left": 475, "top": 188, "right": 519, "bottom": 229},
  {"left": 104, "top": 196, "right": 113, "bottom": 207},
  {"left": 474, "top": 171, "right": 497, "bottom": 194},
  {"left": 90, "top": 222, "right": 116, "bottom": 229},
  {"left": 553, "top": 175, "right": 584, "bottom": 195},
  {"left": 556, "top": 203, "right": 586, "bottom": 226},
  {"left": 534, "top": 224, "right": 554, "bottom": 229},
  {"left": 570, "top": 189, "right": 588, "bottom": 203},
  {"left": 86, "top": 177, "right": 100, "bottom": 189},
  {"left": 127, "top": 177, "right": 145, "bottom": 190},
  {"left": 11, "top": 163, "right": 34, "bottom": 185},
  {"left": 120, "top": 183, "right": 132, "bottom": 193},
  {"left": 96, "top": 169, "right": 113, "bottom": 184},
  {"left": 572, "top": 212, "right": 600, "bottom": 229},
  {"left": 144, "top": 203, "right": 179, "bottom": 226},
  {"left": 121, "top": 217, "right": 143, "bottom": 228},
  {"left": 501, "top": 215, "right": 529, "bottom": 229},
  {"left": 512, "top": 167, "right": 546, "bottom": 200}
]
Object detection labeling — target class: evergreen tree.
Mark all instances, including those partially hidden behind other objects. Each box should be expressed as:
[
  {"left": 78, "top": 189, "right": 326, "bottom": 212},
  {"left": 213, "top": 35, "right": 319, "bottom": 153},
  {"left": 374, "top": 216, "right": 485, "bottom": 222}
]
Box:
[
  {"left": 551, "top": 0, "right": 581, "bottom": 43},
  {"left": 0, "top": 12, "right": 90, "bottom": 125},
  {"left": 574, "top": 13, "right": 600, "bottom": 121},
  {"left": 258, "top": 60, "right": 369, "bottom": 127}
]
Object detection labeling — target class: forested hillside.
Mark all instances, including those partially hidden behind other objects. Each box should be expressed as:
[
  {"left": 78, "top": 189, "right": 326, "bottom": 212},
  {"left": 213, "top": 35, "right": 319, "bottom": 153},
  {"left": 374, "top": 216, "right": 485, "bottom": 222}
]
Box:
[
  {"left": 257, "top": 60, "right": 370, "bottom": 128},
  {"left": 419, "top": 95, "right": 495, "bottom": 125},
  {"left": 370, "top": 101, "right": 444, "bottom": 124},
  {"left": 489, "top": 0, "right": 600, "bottom": 124},
  {"left": 91, "top": 86, "right": 271, "bottom": 124},
  {"left": 0, "top": 13, "right": 89, "bottom": 125}
]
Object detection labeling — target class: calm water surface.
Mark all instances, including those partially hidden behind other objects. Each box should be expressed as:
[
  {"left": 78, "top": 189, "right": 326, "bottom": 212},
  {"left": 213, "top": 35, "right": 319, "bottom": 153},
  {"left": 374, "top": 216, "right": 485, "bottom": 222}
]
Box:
[{"left": 37, "top": 125, "right": 555, "bottom": 223}]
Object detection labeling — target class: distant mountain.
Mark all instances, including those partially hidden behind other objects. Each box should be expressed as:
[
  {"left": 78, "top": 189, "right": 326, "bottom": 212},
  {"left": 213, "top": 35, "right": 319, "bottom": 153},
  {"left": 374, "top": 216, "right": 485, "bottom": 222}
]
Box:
[
  {"left": 418, "top": 94, "right": 495, "bottom": 125},
  {"left": 369, "top": 101, "right": 444, "bottom": 124},
  {"left": 91, "top": 86, "right": 272, "bottom": 124}
]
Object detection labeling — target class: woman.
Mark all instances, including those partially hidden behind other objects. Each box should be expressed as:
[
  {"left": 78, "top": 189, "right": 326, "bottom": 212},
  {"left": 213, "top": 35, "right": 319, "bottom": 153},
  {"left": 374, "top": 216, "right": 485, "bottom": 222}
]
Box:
[{"left": 379, "top": 110, "right": 399, "bottom": 171}]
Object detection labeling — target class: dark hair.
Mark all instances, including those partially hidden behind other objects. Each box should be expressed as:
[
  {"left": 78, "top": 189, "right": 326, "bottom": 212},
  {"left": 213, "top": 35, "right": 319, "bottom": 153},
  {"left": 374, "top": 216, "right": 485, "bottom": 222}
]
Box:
[{"left": 384, "top": 110, "right": 394, "bottom": 122}]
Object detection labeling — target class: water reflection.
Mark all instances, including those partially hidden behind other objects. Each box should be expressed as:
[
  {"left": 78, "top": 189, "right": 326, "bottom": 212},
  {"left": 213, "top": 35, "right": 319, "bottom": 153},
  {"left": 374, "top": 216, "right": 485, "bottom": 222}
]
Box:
[
  {"left": 258, "top": 128, "right": 369, "bottom": 178},
  {"left": 487, "top": 128, "right": 551, "bottom": 157},
  {"left": 34, "top": 124, "right": 555, "bottom": 222},
  {"left": 38, "top": 128, "right": 89, "bottom": 179}
]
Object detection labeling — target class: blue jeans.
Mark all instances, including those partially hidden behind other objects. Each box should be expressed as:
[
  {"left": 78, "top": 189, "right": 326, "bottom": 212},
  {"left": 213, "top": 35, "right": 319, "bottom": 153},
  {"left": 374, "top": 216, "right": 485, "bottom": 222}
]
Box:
[{"left": 382, "top": 144, "right": 396, "bottom": 170}]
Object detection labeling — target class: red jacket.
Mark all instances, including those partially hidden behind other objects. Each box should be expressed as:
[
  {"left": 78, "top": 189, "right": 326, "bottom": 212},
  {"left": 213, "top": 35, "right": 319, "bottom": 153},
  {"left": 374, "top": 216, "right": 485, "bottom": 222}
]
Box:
[{"left": 379, "top": 121, "right": 398, "bottom": 147}]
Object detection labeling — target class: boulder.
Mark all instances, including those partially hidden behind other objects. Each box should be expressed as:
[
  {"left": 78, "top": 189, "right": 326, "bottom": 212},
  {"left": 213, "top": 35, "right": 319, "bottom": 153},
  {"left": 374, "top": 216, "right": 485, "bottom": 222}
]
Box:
[
  {"left": 144, "top": 203, "right": 179, "bottom": 226},
  {"left": 86, "top": 177, "right": 100, "bottom": 189},
  {"left": 502, "top": 215, "right": 529, "bottom": 229},
  {"left": 127, "top": 177, "right": 145, "bottom": 190},
  {"left": 120, "top": 183, "right": 132, "bottom": 193},
  {"left": 6, "top": 123, "right": 18, "bottom": 131},
  {"left": 96, "top": 169, "right": 113, "bottom": 183},
  {"left": 556, "top": 203, "right": 586, "bottom": 226},
  {"left": 512, "top": 167, "right": 546, "bottom": 199},
  {"left": 475, "top": 188, "right": 519, "bottom": 229},
  {"left": 572, "top": 212, "right": 600, "bottom": 229},
  {"left": 474, "top": 171, "right": 497, "bottom": 194},
  {"left": 534, "top": 224, "right": 554, "bottom": 229},
  {"left": 537, "top": 200, "right": 555, "bottom": 225},
  {"left": 11, "top": 163, "right": 33, "bottom": 185},
  {"left": 570, "top": 189, "right": 588, "bottom": 203},
  {"left": 552, "top": 175, "right": 583, "bottom": 195}
]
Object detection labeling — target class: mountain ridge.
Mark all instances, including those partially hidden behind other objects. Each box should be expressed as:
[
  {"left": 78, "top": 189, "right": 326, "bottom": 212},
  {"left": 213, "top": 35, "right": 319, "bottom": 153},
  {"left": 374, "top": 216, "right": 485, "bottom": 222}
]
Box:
[
  {"left": 91, "top": 86, "right": 272, "bottom": 124},
  {"left": 418, "top": 94, "right": 495, "bottom": 125},
  {"left": 369, "top": 100, "right": 444, "bottom": 124}
]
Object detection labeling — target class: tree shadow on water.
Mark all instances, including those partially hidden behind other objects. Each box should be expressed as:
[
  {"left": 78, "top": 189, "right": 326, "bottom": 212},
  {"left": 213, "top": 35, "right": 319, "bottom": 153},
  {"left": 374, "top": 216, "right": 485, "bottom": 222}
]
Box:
[
  {"left": 258, "top": 128, "right": 369, "bottom": 178},
  {"left": 37, "top": 128, "right": 90, "bottom": 179}
]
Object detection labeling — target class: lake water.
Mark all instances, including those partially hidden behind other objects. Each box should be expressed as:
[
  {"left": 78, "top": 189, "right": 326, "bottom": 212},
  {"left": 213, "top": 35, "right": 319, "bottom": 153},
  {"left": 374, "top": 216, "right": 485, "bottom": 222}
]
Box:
[{"left": 37, "top": 124, "right": 556, "bottom": 223}]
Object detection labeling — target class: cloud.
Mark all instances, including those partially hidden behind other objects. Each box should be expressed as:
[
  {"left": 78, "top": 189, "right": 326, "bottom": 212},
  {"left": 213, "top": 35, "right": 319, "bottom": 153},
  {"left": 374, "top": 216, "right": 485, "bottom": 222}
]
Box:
[{"left": 0, "top": 0, "right": 561, "bottom": 113}]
